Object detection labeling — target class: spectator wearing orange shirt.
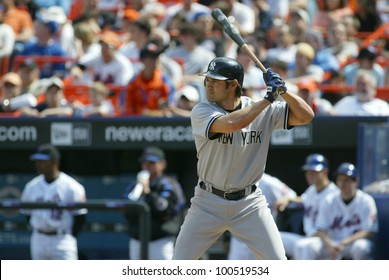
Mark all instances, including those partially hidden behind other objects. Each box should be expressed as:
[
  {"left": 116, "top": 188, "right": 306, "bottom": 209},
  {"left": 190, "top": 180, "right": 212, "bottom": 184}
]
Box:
[
  {"left": 122, "top": 40, "right": 175, "bottom": 116},
  {"left": 1, "top": 0, "right": 33, "bottom": 43}
]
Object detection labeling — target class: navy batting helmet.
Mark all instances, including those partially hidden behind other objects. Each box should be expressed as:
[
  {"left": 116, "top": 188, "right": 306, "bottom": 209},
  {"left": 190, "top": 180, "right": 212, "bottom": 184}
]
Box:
[
  {"left": 301, "top": 154, "right": 329, "bottom": 171},
  {"left": 200, "top": 57, "right": 244, "bottom": 87},
  {"left": 335, "top": 163, "right": 357, "bottom": 179}
]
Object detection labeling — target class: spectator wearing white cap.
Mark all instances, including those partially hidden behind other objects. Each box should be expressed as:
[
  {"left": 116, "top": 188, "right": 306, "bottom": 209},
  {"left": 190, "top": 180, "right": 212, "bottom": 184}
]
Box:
[
  {"left": 20, "top": 77, "right": 73, "bottom": 117},
  {"left": 39, "top": 6, "right": 77, "bottom": 58},
  {"left": 165, "top": 84, "right": 200, "bottom": 117},
  {"left": 17, "top": 12, "right": 68, "bottom": 79}
]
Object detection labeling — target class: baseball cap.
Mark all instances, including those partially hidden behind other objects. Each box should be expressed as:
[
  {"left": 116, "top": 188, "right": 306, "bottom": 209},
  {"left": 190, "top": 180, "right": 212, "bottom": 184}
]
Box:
[
  {"left": 1, "top": 72, "right": 22, "bottom": 87},
  {"left": 177, "top": 85, "right": 200, "bottom": 102},
  {"left": 42, "top": 6, "right": 67, "bottom": 24},
  {"left": 140, "top": 40, "right": 165, "bottom": 59},
  {"left": 30, "top": 143, "right": 60, "bottom": 161},
  {"left": 46, "top": 77, "right": 64, "bottom": 90},
  {"left": 291, "top": 8, "right": 310, "bottom": 25},
  {"left": 357, "top": 46, "right": 377, "bottom": 61},
  {"left": 36, "top": 12, "right": 60, "bottom": 34},
  {"left": 335, "top": 163, "right": 357, "bottom": 179},
  {"left": 132, "top": 18, "right": 152, "bottom": 35},
  {"left": 139, "top": 147, "right": 165, "bottom": 163},
  {"left": 301, "top": 154, "right": 329, "bottom": 171},
  {"left": 99, "top": 30, "right": 121, "bottom": 49},
  {"left": 123, "top": 8, "right": 139, "bottom": 21},
  {"left": 297, "top": 79, "right": 317, "bottom": 93},
  {"left": 19, "top": 60, "right": 38, "bottom": 71}
]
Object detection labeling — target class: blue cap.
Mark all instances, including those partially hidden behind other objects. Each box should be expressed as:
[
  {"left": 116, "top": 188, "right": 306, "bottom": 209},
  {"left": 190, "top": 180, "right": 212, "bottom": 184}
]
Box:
[
  {"left": 302, "top": 154, "right": 329, "bottom": 171},
  {"left": 336, "top": 163, "right": 357, "bottom": 179},
  {"left": 30, "top": 143, "right": 60, "bottom": 161},
  {"left": 36, "top": 13, "right": 60, "bottom": 34},
  {"left": 139, "top": 147, "right": 165, "bottom": 163}
]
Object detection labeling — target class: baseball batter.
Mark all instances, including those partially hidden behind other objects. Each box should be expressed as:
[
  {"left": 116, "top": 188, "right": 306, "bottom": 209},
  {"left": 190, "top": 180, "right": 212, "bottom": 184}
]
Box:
[
  {"left": 20, "top": 143, "right": 87, "bottom": 260},
  {"left": 172, "top": 57, "right": 314, "bottom": 260},
  {"left": 294, "top": 163, "right": 379, "bottom": 260}
]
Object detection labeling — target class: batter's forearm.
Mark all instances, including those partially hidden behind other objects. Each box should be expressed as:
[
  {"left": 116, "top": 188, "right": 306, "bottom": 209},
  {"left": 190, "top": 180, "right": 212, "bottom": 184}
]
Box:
[{"left": 211, "top": 99, "right": 270, "bottom": 133}]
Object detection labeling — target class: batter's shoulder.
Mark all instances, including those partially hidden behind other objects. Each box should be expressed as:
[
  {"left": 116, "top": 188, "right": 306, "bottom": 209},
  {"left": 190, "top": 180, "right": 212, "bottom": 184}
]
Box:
[{"left": 191, "top": 101, "right": 223, "bottom": 118}]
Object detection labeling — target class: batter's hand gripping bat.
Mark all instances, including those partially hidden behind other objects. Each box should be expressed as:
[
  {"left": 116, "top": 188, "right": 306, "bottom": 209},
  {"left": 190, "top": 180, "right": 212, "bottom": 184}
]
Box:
[{"left": 211, "top": 8, "right": 267, "bottom": 73}]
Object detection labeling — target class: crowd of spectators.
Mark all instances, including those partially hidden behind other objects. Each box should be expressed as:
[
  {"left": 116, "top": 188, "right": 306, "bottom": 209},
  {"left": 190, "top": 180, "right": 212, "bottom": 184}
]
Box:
[{"left": 1, "top": 0, "right": 389, "bottom": 117}]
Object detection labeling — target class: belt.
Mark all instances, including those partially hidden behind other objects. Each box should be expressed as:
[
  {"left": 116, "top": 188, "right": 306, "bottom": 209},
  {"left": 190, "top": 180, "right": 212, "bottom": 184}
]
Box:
[
  {"left": 199, "top": 181, "right": 256, "bottom": 201},
  {"left": 37, "top": 229, "right": 69, "bottom": 235}
]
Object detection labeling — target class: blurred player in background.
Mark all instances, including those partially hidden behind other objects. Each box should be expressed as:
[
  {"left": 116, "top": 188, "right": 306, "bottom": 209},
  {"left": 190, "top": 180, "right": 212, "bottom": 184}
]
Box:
[
  {"left": 123, "top": 146, "right": 186, "bottom": 260},
  {"left": 20, "top": 143, "right": 87, "bottom": 260},
  {"left": 294, "top": 163, "right": 379, "bottom": 259},
  {"left": 275, "top": 153, "right": 339, "bottom": 259}
]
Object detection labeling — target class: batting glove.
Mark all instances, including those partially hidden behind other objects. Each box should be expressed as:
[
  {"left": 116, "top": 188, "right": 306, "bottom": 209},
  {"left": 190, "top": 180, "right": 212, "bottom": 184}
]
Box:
[{"left": 263, "top": 68, "right": 287, "bottom": 103}]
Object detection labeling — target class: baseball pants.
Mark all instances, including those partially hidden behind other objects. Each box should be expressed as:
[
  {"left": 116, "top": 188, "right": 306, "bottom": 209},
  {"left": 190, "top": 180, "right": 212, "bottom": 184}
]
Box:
[
  {"left": 293, "top": 236, "right": 374, "bottom": 259},
  {"left": 279, "top": 231, "right": 305, "bottom": 259},
  {"left": 173, "top": 186, "right": 287, "bottom": 260},
  {"left": 31, "top": 231, "right": 78, "bottom": 260},
  {"left": 129, "top": 236, "right": 175, "bottom": 260},
  {"left": 228, "top": 236, "right": 256, "bottom": 260}
]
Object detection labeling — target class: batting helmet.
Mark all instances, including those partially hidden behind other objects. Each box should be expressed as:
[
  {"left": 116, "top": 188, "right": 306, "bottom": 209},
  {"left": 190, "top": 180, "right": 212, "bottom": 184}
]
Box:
[
  {"left": 335, "top": 163, "right": 357, "bottom": 179},
  {"left": 200, "top": 57, "right": 244, "bottom": 87},
  {"left": 301, "top": 154, "right": 329, "bottom": 171}
]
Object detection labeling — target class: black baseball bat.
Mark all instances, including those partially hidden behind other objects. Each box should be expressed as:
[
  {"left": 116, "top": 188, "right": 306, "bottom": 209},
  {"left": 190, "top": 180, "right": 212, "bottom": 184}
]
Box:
[{"left": 211, "top": 8, "right": 267, "bottom": 73}]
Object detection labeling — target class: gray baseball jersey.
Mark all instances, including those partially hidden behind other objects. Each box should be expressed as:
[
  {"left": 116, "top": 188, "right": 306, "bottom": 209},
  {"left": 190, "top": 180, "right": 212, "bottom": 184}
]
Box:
[{"left": 191, "top": 96, "right": 289, "bottom": 190}]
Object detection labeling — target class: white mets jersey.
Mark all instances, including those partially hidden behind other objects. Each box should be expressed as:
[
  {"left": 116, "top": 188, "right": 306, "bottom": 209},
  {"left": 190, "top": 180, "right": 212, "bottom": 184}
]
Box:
[
  {"left": 191, "top": 96, "right": 290, "bottom": 191},
  {"left": 21, "top": 172, "right": 87, "bottom": 232},
  {"left": 301, "top": 182, "right": 339, "bottom": 236},
  {"left": 315, "top": 190, "right": 378, "bottom": 242}
]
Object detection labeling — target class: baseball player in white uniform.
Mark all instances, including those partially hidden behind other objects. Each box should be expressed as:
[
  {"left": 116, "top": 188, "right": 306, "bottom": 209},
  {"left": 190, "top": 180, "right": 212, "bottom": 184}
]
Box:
[
  {"left": 294, "top": 163, "right": 379, "bottom": 259},
  {"left": 20, "top": 143, "right": 87, "bottom": 260},
  {"left": 275, "top": 153, "right": 339, "bottom": 259},
  {"left": 172, "top": 57, "right": 314, "bottom": 260},
  {"left": 228, "top": 173, "right": 297, "bottom": 260}
]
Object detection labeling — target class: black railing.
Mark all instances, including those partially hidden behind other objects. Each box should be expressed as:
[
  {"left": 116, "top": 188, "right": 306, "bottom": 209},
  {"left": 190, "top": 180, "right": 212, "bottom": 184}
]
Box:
[{"left": 0, "top": 199, "right": 150, "bottom": 259}]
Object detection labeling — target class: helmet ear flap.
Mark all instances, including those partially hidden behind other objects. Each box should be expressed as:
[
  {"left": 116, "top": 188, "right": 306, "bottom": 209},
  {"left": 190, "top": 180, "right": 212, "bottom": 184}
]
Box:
[{"left": 204, "top": 78, "right": 206, "bottom": 87}]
